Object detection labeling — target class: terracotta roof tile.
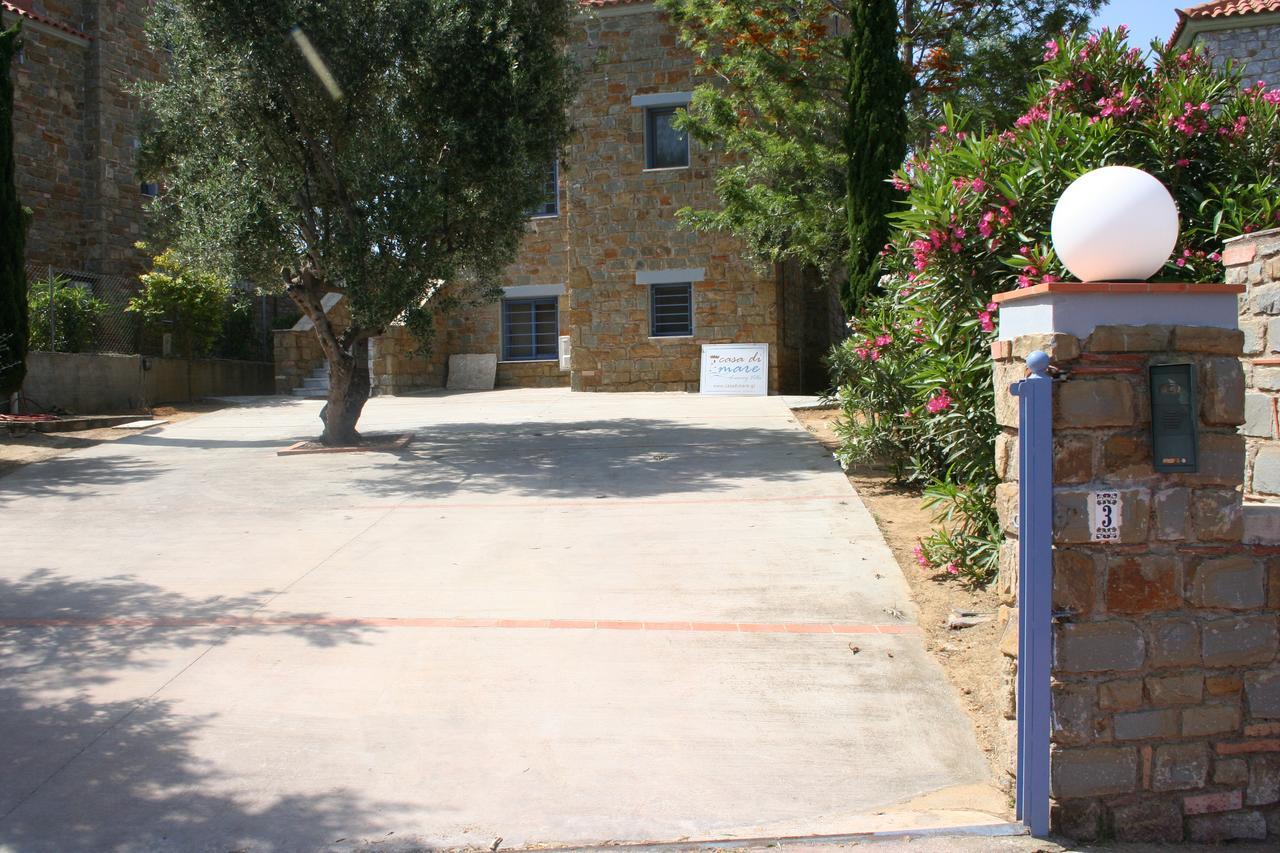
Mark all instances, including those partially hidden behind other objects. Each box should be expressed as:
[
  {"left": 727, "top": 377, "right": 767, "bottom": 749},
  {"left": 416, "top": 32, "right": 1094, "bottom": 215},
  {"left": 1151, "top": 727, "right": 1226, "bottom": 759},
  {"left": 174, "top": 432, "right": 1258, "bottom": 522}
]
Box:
[
  {"left": 1, "top": 1, "right": 90, "bottom": 42},
  {"left": 1171, "top": 0, "right": 1280, "bottom": 46}
]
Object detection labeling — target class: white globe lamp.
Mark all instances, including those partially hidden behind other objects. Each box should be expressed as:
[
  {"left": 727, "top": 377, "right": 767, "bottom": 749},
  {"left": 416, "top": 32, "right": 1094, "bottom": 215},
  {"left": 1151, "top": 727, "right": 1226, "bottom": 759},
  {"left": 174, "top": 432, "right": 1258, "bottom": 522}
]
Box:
[{"left": 1051, "top": 166, "right": 1180, "bottom": 282}]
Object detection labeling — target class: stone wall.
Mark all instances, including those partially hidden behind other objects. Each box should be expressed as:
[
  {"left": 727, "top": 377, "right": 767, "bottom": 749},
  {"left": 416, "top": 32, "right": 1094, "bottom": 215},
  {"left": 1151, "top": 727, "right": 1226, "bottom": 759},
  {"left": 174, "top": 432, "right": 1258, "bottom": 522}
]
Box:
[
  {"left": 273, "top": 329, "right": 325, "bottom": 395},
  {"left": 1195, "top": 23, "right": 1280, "bottom": 88},
  {"left": 10, "top": 13, "right": 91, "bottom": 271},
  {"left": 25, "top": 350, "right": 273, "bottom": 413},
  {"left": 1230, "top": 229, "right": 1280, "bottom": 498},
  {"left": 369, "top": 324, "right": 447, "bottom": 396},
  {"left": 8, "top": 2, "right": 163, "bottom": 279},
  {"left": 992, "top": 323, "right": 1280, "bottom": 844}
]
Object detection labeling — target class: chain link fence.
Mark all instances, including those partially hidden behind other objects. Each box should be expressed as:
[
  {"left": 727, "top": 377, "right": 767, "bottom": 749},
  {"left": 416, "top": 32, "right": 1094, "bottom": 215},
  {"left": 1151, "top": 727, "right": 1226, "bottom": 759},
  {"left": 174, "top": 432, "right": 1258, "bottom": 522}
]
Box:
[
  {"left": 24, "top": 262, "right": 288, "bottom": 360},
  {"left": 26, "top": 263, "right": 141, "bottom": 354}
]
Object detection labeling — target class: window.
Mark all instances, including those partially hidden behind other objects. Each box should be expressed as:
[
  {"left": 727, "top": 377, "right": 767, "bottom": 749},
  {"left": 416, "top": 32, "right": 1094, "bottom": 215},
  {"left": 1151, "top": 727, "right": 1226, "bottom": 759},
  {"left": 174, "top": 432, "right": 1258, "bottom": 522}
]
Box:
[
  {"left": 140, "top": 182, "right": 159, "bottom": 197},
  {"left": 502, "top": 296, "right": 559, "bottom": 361},
  {"left": 529, "top": 159, "right": 559, "bottom": 217},
  {"left": 645, "top": 107, "right": 689, "bottom": 169},
  {"left": 650, "top": 283, "right": 692, "bottom": 337}
]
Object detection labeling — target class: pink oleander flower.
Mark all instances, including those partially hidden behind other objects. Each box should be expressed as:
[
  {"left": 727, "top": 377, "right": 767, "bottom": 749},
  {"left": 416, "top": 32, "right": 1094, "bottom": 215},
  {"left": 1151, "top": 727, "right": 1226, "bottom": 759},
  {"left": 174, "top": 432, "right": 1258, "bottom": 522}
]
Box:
[
  {"left": 971, "top": 178, "right": 987, "bottom": 194},
  {"left": 945, "top": 562, "right": 960, "bottom": 576},
  {"left": 1176, "top": 258, "right": 1187, "bottom": 267},
  {"left": 875, "top": 334, "right": 892, "bottom": 346},
  {"left": 978, "top": 311, "right": 995, "bottom": 333},
  {"left": 1043, "top": 39, "right": 1059, "bottom": 61},
  {"left": 1175, "top": 158, "right": 1190, "bottom": 168},
  {"left": 912, "top": 545, "right": 928, "bottom": 566},
  {"left": 925, "top": 389, "right": 953, "bottom": 414},
  {"left": 902, "top": 407, "right": 913, "bottom": 419},
  {"left": 1015, "top": 104, "right": 1050, "bottom": 128}
]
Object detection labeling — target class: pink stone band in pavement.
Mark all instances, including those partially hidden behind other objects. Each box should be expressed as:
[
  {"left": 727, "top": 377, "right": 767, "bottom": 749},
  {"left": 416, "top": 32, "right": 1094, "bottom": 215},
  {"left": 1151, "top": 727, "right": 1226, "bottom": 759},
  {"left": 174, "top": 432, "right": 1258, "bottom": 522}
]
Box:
[{"left": 0, "top": 615, "right": 922, "bottom": 635}]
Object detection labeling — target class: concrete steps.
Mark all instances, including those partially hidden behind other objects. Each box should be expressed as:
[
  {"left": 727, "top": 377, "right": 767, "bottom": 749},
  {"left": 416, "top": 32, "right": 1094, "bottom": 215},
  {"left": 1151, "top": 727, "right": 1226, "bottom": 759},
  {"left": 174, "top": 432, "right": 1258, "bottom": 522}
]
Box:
[{"left": 292, "top": 365, "right": 330, "bottom": 398}]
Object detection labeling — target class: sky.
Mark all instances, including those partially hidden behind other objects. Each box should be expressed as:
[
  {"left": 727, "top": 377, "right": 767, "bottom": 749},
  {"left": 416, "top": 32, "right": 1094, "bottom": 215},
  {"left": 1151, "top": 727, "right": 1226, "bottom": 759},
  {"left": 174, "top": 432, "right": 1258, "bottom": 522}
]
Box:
[{"left": 1089, "top": 0, "right": 1188, "bottom": 49}]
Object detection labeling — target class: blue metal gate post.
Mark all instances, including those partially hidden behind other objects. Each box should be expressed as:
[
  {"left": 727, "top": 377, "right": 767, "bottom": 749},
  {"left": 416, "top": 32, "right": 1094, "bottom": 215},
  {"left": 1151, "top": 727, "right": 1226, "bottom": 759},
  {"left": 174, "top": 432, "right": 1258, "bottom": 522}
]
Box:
[{"left": 1011, "top": 350, "right": 1052, "bottom": 837}]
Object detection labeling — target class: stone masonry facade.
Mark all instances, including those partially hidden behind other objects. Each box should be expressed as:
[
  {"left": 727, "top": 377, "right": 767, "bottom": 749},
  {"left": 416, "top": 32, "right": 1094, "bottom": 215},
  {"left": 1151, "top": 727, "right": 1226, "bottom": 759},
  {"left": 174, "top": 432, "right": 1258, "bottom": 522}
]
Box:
[
  {"left": 1229, "top": 229, "right": 1280, "bottom": 498},
  {"left": 276, "top": 2, "right": 836, "bottom": 396},
  {"left": 8, "top": 1, "right": 162, "bottom": 278},
  {"left": 992, "top": 321, "right": 1280, "bottom": 843},
  {"left": 1191, "top": 22, "right": 1280, "bottom": 88}
]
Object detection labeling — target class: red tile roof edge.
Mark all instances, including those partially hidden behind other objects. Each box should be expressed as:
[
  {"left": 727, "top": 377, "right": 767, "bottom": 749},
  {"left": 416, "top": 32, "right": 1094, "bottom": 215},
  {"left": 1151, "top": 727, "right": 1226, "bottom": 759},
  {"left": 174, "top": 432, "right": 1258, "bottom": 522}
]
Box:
[
  {"left": 1, "top": 1, "right": 90, "bottom": 42},
  {"left": 1170, "top": 1, "right": 1280, "bottom": 48}
]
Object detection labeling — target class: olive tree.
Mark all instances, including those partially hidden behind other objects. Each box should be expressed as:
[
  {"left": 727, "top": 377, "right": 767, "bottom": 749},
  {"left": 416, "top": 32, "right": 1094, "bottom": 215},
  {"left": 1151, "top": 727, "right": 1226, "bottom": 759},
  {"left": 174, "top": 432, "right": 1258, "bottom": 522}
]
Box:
[{"left": 141, "top": 0, "right": 576, "bottom": 443}]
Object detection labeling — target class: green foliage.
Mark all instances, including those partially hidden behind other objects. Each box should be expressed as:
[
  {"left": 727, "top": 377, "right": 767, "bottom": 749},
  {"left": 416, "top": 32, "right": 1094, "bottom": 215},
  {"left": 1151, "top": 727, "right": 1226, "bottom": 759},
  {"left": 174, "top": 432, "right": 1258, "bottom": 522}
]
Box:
[
  {"left": 834, "top": 30, "right": 1280, "bottom": 586},
  {"left": 0, "top": 24, "right": 25, "bottom": 396},
  {"left": 212, "top": 290, "right": 263, "bottom": 361},
  {"left": 141, "top": 0, "right": 578, "bottom": 442},
  {"left": 660, "top": 0, "right": 854, "bottom": 288},
  {"left": 845, "top": 0, "right": 908, "bottom": 312},
  {"left": 902, "top": 0, "right": 1104, "bottom": 146},
  {"left": 128, "top": 249, "right": 231, "bottom": 358},
  {"left": 139, "top": 0, "right": 576, "bottom": 344},
  {"left": 27, "top": 274, "right": 108, "bottom": 353},
  {"left": 657, "top": 1, "right": 1099, "bottom": 303}
]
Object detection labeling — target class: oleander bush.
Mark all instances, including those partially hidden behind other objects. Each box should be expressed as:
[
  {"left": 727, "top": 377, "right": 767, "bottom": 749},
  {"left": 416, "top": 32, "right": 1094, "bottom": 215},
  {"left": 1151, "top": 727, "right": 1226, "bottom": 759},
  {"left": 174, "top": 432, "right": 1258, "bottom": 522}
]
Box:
[
  {"left": 834, "top": 28, "right": 1280, "bottom": 586},
  {"left": 27, "top": 274, "right": 107, "bottom": 352}
]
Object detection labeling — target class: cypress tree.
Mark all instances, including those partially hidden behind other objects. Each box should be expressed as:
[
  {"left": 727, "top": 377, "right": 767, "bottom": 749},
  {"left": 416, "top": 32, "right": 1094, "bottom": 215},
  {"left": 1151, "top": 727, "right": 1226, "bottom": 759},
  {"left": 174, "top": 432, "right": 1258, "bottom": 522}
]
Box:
[
  {"left": 844, "top": 0, "right": 908, "bottom": 315},
  {"left": 0, "top": 24, "right": 26, "bottom": 399}
]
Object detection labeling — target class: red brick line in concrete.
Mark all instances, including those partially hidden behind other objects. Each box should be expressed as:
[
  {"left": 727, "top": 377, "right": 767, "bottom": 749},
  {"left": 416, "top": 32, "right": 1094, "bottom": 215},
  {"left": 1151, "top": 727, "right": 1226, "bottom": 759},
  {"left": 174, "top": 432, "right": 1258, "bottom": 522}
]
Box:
[
  {"left": 0, "top": 615, "right": 921, "bottom": 635},
  {"left": 350, "top": 493, "right": 856, "bottom": 510}
]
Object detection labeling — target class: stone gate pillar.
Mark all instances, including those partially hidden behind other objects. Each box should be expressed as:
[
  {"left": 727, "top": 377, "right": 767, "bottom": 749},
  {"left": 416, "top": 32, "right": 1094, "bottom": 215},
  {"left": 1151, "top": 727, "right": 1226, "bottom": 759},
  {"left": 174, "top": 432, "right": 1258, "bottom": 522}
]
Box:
[{"left": 992, "top": 281, "right": 1280, "bottom": 843}]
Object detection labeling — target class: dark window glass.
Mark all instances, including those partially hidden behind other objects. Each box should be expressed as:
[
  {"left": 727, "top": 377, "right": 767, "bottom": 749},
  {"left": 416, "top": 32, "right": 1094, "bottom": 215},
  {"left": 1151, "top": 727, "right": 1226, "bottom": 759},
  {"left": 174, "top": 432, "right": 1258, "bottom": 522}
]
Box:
[
  {"left": 502, "top": 297, "right": 559, "bottom": 361},
  {"left": 140, "top": 182, "right": 159, "bottom": 197},
  {"left": 646, "top": 107, "right": 689, "bottom": 169},
  {"left": 530, "top": 160, "right": 558, "bottom": 217},
  {"left": 650, "top": 283, "right": 693, "bottom": 337}
]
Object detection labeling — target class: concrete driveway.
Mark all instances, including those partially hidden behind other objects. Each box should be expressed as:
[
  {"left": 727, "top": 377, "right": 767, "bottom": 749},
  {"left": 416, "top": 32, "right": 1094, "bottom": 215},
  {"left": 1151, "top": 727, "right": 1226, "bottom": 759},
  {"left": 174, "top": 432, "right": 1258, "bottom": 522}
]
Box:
[{"left": 0, "top": 390, "right": 995, "bottom": 852}]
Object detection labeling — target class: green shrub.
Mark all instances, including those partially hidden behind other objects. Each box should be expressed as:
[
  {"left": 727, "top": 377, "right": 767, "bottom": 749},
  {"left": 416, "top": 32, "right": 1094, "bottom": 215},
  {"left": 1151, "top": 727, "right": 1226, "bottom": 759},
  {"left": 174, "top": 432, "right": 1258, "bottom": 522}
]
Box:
[
  {"left": 834, "top": 29, "right": 1280, "bottom": 586},
  {"left": 128, "top": 247, "right": 230, "bottom": 357},
  {"left": 212, "top": 290, "right": 263, "bottom": 361},
  {"left": 27, "top": 274, "right": 108, "bottom": 352}
]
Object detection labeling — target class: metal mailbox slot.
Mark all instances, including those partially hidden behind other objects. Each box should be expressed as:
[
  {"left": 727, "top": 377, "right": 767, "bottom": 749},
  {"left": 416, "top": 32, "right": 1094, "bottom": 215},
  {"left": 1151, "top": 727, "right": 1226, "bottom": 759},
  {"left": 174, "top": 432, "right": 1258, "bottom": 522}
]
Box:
[{"left": 1150, "top": 363, "right": 1198, "bottom": 473}]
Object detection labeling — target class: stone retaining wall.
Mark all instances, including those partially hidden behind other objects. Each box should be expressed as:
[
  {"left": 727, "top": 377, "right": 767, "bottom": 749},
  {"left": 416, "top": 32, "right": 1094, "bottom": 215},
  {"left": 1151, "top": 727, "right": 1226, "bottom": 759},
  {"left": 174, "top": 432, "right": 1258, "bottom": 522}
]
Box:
[
  {"left": 992, "top": 323, "right": 1279, "bottom": 843},
  {"left": 1229, "top": 229, "right": 1280, "bottom": 498}
]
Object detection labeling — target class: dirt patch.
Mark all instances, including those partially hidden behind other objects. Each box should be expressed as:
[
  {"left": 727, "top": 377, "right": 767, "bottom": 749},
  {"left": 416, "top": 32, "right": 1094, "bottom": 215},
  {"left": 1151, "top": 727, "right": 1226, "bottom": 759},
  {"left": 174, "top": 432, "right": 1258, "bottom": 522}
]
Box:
[
  {"left": 0, "top": 402, "right": 225, "bottom": 479},
  {"left": 793, "top": 407, "right": 1012, "bottom": 796}
]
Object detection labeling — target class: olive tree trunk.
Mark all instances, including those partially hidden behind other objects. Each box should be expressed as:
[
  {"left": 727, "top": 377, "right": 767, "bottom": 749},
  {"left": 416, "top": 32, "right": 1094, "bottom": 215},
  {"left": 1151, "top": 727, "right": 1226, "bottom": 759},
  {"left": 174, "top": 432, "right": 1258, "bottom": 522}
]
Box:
[{"left": 284, "top": 266, "right": 376, "bottom": 446}]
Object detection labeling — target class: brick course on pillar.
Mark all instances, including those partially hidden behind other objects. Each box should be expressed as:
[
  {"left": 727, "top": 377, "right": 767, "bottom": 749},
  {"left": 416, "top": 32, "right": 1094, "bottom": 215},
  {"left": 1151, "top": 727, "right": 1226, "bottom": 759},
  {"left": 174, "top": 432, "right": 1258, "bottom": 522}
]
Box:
[{"left": 993, "top": 311, "right": 1280, "bottom": 843}]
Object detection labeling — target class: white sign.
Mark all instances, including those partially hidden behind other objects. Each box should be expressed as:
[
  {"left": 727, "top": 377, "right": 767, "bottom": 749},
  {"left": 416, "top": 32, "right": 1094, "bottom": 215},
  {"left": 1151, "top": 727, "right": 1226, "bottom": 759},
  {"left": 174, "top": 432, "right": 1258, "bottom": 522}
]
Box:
[
  {"left": 1089, "top": 490, "right": 1121, "bottom": 542},
  {"left": 700, "top": 344, "right": 768, "bottom": 396}
]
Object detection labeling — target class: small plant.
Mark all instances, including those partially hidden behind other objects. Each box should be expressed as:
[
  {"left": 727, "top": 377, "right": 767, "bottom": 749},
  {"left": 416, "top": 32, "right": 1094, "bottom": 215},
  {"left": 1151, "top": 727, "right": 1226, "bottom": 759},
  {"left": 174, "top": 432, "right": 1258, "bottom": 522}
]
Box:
[
  {"left": 128, "top": 246, "right": 230, "bottom": 358},
  {"left": 27, "top": 274, "right": 107, "bottom": 353}
]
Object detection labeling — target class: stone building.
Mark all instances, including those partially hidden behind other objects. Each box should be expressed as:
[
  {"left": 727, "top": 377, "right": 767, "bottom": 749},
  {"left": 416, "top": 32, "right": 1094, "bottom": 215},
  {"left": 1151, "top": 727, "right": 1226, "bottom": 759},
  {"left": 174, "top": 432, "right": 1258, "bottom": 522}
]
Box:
[
  {"left": 276, "top": 0, "right": 840, "bottom": 396},
  {"left": 5, "top": 0, "right": 160, "bottom": 278},
  {"left": 1171, "top": 0, "right": 1280, "bottom": 86}
]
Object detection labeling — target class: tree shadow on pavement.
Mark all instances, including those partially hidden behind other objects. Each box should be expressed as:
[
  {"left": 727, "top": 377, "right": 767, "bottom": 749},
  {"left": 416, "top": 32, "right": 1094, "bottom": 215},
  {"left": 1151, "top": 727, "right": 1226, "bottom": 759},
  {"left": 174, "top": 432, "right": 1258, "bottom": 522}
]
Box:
[
  {"left": 0, "top": 454, "right": 167, "bottom": 504},
  {"left": 0, "top": 570, "right": 413, "bottom": 852},
  {"left": 350, "top": 418, "right": 835, "bottom": 502}
]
